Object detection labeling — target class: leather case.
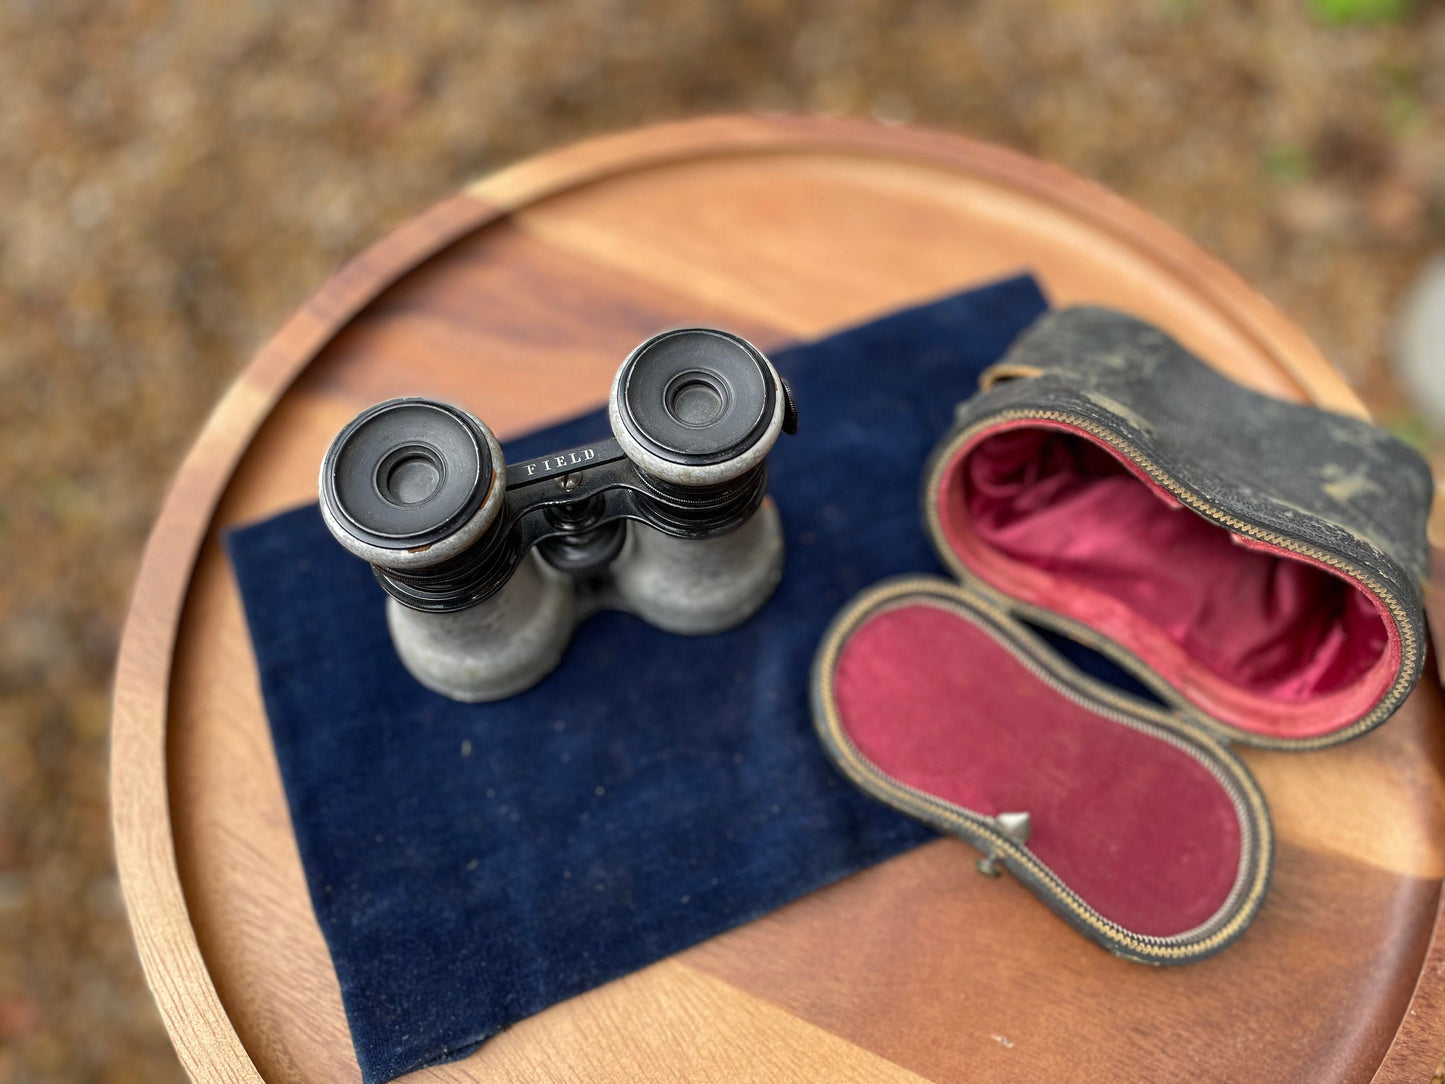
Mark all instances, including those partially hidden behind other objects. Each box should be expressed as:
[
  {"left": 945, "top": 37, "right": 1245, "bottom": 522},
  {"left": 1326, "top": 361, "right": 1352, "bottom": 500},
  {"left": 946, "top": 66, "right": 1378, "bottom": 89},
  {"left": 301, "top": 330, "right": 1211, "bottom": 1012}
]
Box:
[{"left": 810, "top": 306, "right": 1433, "bottom": 964}]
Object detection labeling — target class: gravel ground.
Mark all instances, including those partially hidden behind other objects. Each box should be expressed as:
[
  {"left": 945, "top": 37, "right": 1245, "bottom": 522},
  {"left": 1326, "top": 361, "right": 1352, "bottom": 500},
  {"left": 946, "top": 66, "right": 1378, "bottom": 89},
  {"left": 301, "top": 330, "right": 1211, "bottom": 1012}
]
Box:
[{"left": 3, "top": 2, "right": 1443, "bottom": 1081}]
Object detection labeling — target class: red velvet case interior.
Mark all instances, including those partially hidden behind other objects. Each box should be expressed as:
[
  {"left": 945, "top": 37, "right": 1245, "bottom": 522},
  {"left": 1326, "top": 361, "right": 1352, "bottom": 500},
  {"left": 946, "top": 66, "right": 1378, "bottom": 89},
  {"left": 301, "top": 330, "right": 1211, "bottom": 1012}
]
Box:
[
  {"left": 933, "top": 421, "right": 1400, "bottom": 741},
  {"left": 834, "top": 600, "right": 1245, "bottom": 938}
]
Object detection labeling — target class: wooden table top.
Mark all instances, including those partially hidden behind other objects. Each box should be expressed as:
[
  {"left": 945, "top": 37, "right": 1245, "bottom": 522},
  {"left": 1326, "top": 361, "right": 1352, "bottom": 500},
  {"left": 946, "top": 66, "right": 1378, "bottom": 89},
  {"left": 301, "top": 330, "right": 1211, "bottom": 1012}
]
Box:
[{"left": 111, "top": 115, "right": 1445, "bottom": 1084}]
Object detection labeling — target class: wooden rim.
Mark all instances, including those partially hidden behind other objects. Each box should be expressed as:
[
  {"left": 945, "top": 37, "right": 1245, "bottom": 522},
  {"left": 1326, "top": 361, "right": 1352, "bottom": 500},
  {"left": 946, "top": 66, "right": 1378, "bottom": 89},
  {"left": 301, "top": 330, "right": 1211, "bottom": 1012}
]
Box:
[
  {"left": 111, "top": 114, "right": 1437, "bottom": 1084},
  {"left": 109, "top": 189, "right": 501, "bottom": 1082}
]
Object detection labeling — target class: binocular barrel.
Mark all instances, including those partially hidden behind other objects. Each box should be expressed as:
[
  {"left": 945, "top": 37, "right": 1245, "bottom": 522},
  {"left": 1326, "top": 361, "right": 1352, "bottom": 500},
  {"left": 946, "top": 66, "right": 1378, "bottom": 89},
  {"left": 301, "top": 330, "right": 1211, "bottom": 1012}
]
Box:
[{"left": 318, "top": 328, "right": 796, "bottom": 701}]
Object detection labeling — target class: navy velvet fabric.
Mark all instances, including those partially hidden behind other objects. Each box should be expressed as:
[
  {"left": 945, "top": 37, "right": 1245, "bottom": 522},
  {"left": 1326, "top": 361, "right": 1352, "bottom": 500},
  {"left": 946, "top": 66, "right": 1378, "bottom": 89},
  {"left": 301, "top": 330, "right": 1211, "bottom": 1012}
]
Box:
[{"left": 227, "top": 275, "right": 1050, "bottom": 1084}]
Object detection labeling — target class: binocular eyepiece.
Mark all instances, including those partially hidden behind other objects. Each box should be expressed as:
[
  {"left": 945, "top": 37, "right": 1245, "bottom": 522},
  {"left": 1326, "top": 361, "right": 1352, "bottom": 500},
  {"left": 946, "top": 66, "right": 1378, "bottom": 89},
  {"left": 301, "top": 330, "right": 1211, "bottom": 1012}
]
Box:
[{"left": 319, "top": 328, "right": 796, "bottom": 701}]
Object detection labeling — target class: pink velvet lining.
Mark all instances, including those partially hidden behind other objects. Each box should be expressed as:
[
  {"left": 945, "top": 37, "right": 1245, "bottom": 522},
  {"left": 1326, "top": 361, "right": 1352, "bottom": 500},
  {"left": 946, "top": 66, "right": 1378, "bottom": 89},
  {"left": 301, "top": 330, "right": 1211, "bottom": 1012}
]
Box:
[
  {"left": 834, "top": 603, "right": 1243, "bottom": 937},
  {"left": 935, "top": 423, "right": 1399, "bottom": 740}
]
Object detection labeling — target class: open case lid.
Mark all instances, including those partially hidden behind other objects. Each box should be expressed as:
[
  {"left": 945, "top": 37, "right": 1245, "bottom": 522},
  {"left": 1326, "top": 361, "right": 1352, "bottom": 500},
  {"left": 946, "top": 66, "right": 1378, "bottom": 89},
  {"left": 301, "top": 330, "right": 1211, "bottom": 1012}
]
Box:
[
  {"left": 812, "top": 576, "right": 1273, "bottom": 965},
  {"left": 926, "top": 306, "right": 1431, "bottom": 751}
]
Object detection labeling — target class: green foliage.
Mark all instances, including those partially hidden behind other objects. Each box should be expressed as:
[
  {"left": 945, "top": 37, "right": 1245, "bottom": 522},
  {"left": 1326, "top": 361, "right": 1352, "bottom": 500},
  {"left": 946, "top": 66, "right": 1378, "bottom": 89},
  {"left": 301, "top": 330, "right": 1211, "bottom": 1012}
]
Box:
[
  {"left": 1385, "top": 411, "right": 1431, "bottom": 452},
  {"left": 1306, "top": 0, "right": 1413, "bottom": 24},
  {"left": 1262, "top": 142, "right": 1312, "bottom": 184},
  {"left": 1380, "top": 60, "right": 1425, "bottom": 134}
]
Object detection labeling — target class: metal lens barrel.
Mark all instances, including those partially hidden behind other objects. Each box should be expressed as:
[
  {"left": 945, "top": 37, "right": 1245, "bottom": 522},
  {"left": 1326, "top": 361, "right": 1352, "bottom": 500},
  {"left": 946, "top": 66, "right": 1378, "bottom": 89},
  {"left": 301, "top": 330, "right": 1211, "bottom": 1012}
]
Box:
[
  {"left": 318, "top": 397, "right": 512, "bottom": 612},
  {"left": 606, "top": 328, "right": 791, "bottom": 634},
  {"left": 608, "top": 327, "right": 785, "bottom": 492}
]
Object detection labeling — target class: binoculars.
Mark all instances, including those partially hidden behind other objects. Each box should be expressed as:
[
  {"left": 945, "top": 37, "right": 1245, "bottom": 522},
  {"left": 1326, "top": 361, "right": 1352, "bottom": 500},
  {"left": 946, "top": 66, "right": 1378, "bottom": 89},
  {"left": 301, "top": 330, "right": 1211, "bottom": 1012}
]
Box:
[{"left": 319, "top": 328, "right": 797, "bottom": 701}]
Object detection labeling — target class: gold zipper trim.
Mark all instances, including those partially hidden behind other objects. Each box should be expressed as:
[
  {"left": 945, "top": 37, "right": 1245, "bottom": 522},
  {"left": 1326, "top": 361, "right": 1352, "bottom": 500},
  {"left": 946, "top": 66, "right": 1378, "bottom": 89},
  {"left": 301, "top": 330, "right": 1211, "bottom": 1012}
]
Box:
[{"left": 923, "top": 409, "right": 1421, "bottom": 752}]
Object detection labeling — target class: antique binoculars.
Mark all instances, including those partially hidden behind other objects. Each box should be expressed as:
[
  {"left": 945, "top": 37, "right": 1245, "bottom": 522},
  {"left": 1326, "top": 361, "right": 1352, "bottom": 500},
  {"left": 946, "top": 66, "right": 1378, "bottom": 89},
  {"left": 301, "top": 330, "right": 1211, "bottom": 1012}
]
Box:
[{"left": 319, "top": 328, "right": 797, "bottom": 701}]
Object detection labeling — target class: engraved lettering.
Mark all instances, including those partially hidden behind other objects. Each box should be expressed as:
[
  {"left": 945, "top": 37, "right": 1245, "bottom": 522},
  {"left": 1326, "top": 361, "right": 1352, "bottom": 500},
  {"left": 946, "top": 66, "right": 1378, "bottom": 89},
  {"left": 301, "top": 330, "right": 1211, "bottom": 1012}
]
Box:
[{"left": 520, "top": 446, "right": 601, "bottom": 480}]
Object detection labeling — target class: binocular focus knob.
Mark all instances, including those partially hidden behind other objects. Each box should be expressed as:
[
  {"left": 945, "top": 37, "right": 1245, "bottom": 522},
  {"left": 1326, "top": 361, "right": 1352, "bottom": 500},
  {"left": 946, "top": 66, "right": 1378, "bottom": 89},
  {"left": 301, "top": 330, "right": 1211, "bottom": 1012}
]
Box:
[
  {"left": 318, "top": 398, "right": 506, "bottom": 570},
  {"left": 608, "top": 328, "right": 791, "bottom": 487}
]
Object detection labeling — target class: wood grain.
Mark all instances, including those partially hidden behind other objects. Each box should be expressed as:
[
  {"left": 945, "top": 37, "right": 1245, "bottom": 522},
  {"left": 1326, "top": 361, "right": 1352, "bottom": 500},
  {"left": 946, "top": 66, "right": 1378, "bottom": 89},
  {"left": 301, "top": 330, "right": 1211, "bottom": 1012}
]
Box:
[
  {"left": 425, "top": 959, "right": 936, "bottom": 1084},
  {"left": 111, "top": 115, "right": 1445, "bottom": 1084},
  {"left": 685, "top": 840, "right": 1438, "bottom": 1084}
]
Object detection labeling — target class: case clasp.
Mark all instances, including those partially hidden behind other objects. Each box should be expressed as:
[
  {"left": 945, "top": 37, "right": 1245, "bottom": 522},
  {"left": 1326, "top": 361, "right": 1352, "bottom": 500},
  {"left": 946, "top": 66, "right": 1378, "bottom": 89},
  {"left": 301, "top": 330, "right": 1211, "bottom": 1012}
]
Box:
[{"left": 976, "top": 811, "right": 1031, "bottom": 877}]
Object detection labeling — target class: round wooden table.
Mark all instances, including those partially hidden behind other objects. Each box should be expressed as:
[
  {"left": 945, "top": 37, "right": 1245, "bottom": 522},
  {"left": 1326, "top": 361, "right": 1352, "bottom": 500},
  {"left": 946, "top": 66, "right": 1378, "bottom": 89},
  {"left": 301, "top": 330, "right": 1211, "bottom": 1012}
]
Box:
[{"left": 111, "top": 115, "right": 1445, "bottom": 1084}]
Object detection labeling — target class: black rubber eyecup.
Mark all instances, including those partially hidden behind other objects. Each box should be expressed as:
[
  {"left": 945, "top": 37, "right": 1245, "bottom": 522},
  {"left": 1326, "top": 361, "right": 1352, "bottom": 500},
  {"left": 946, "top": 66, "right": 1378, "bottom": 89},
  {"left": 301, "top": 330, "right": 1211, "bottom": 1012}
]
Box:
[
  {"left": 321, "top": 398, "right": 493, "bottom": 551},
  {"left": 616, "top": 329, "right": 775, "bottom": 466}
]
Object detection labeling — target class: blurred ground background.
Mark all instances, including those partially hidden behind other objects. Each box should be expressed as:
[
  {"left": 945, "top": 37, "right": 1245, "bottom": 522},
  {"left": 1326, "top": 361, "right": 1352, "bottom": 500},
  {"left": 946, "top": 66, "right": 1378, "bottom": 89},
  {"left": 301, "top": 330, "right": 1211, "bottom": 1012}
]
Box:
[{"left": 3, "top": 0, "right": 1445, "bottom": 1080}]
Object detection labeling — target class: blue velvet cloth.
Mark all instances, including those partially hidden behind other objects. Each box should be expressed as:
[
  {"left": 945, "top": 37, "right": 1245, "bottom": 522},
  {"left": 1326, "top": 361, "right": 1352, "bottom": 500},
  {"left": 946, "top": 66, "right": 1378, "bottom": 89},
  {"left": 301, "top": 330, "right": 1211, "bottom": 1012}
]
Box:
[{"left": 227, "top": 275, "right": 1050, "bottom": 1084}]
